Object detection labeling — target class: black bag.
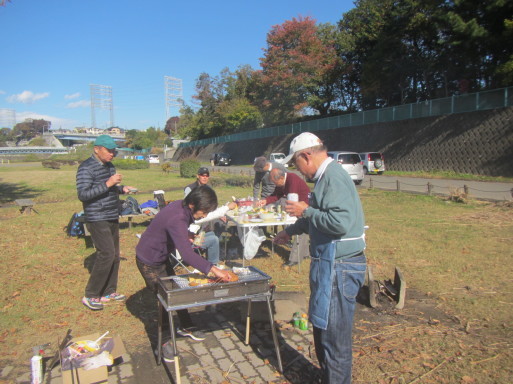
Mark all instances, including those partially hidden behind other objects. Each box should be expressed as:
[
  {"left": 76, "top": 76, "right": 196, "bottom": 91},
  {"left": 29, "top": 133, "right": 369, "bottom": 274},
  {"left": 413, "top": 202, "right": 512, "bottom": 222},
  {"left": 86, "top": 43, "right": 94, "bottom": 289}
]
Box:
[
  {"left": 119, "top": 196, "right": 141, "bottom": 215},
  {"left": 66, "top": 212, "right": 85, "bottom": 237}
]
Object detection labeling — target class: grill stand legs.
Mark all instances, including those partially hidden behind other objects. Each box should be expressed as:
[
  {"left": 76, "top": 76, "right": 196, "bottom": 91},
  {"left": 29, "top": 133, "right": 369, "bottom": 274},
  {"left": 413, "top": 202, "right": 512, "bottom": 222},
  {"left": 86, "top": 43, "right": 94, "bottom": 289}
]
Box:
[
  {"left": 267, "top": 296, "right": 283, "bottom": 373},
  {"left": 156, "top": 295, "right": 283, "bottom": 379},
  {"left": 157, "top": 302, "right": 181, "bottom": 384},
  {"left": 245, "top": 299, "right": 252, "bottom": 345}
]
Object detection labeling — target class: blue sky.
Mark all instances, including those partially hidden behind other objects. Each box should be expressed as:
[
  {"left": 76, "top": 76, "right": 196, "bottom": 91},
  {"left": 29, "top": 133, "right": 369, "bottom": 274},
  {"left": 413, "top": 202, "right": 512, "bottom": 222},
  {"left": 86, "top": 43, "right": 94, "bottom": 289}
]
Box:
[{"left": 0, "top": 0, "right": 355, "bottom": 131}]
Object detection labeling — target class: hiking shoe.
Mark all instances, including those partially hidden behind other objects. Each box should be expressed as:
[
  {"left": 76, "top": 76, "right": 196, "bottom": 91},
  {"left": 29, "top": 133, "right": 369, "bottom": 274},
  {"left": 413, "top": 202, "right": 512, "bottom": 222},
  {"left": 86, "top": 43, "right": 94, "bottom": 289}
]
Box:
[
  {"left": 101, "top": 293, "right": 126, "bottom": 303},
  {"left": 177, "top": 327, "right": 206, "bottom": 341},
  {"left": 161, "top": 341, "right": 175, "bottom": 362},
  {"left": 82, "top": 297, "right": 103, "bottom": 311}
]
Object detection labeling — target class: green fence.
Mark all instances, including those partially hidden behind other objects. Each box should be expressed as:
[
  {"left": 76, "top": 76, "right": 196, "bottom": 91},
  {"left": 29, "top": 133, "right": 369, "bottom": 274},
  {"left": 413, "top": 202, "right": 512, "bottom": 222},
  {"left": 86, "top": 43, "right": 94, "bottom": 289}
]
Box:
[{"left": 179, "top": 86, "right": 513, "bottom": 148}]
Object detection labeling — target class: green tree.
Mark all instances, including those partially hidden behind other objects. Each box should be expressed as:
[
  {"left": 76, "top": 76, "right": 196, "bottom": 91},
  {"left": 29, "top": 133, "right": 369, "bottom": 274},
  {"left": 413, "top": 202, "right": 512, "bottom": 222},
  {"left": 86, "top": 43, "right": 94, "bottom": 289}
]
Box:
[
  {"left": 217, "top": 98, "right": 263, "bottom": 134},
  {"left": 441, "top": 0, "right": 513, "bottom": 90}
]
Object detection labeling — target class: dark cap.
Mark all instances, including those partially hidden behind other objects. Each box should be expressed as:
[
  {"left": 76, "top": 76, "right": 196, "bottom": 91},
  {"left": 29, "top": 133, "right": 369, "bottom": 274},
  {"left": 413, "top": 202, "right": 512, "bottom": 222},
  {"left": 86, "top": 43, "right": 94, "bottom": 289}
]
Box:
[
  {"left": 93, "top": 134, "right": 118, "bottom": 149},
  {"left": 197, "top": 167, "right": 210, "bottom": 176},
  {"left": 253, "top": 156, "right": 267, "bottom": 172}
]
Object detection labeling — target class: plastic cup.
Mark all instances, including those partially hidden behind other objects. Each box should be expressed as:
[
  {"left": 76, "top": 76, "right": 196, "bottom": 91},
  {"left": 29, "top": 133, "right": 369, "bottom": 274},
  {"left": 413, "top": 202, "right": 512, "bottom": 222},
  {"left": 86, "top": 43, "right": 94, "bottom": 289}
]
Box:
[{"left": 287, "top": 193, "right": 298, "bottom": 202}]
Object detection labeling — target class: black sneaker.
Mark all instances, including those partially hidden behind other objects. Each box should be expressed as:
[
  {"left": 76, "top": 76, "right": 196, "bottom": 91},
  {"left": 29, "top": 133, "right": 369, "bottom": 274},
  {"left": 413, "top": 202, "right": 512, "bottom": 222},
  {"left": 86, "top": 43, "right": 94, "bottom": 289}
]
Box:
[
  {"left": 176, "top": 327, "right": 206, "bottom": 341},
  {"left": 161, "top": 341, "right": 175, "bottom": 362},
  {"left": 283, "top": 261, "right": 298, "bottom": 267}
]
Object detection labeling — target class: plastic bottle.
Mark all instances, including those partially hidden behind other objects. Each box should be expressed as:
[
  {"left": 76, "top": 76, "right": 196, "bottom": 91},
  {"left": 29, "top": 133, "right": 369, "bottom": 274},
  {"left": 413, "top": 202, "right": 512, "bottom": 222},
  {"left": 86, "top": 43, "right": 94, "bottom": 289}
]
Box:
[{"left": 292, "top": 312, "right": 300, "bottom": 328}]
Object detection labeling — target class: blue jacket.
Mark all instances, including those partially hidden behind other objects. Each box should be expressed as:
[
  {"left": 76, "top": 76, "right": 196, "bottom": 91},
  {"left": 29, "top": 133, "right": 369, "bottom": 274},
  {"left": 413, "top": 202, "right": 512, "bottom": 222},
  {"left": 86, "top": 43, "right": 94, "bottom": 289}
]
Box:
[
  {"left": 76, "top": 155, "right": 124, "bottom": 222},
  {"left": 286, "top": 159, "right": 366, "bottom": 329}
]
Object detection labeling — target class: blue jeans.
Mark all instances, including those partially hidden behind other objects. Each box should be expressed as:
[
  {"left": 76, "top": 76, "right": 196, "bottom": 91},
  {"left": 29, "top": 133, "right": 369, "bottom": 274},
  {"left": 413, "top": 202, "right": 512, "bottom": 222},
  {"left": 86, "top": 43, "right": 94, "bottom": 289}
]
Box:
[
  {"left": 313, "top": 255, "right": 366, "bottom": 384},
  {"left": 203, "top": 231, "right": 220, "bottom": 264}
]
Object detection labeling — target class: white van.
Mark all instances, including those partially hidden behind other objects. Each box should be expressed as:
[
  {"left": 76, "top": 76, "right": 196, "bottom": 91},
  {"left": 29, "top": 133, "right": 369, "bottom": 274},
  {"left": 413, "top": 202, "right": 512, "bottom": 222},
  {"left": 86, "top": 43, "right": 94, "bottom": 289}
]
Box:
[
  {"left": 148, "top": 154, "right": 160, "bottom": 164},
  {"left": 269, "top": 153, "right": 288, "bottom": 167}
]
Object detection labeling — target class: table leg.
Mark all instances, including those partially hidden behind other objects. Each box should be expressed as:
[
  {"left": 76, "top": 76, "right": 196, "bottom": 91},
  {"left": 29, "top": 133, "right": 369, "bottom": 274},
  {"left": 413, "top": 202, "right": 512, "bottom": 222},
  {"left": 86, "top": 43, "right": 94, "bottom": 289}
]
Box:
[
  {"left": 128, "top": 216, "right": 132, "bottom": 229},
  {"left": 245, "top": 299, "right": 252, "bottom": 345},
  {"left": 242, "top": 227, "right": 247, "bottom": 267},
  {"left": 267, "top": 296, "right": 283, "bottom": 372},
  {"left": 296, "top": 235, "right": 301, "bottom": 274}
]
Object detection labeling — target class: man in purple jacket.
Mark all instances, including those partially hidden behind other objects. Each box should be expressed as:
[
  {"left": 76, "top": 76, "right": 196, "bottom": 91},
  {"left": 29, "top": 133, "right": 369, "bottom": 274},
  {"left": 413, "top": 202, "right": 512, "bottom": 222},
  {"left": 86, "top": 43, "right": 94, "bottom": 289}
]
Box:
[{"left": 136, "top": 186, "right": 231, "bottom": 361}]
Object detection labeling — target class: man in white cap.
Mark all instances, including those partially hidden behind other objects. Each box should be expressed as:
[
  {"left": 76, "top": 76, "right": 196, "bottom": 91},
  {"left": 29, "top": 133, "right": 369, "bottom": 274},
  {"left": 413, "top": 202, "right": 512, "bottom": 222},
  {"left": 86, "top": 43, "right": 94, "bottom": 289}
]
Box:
[
  {"left": 76, "top": 135, "right": 137, "bottom": 311},
  {"left": 274, "top": 132, "right": 367, "bottom": 383}
]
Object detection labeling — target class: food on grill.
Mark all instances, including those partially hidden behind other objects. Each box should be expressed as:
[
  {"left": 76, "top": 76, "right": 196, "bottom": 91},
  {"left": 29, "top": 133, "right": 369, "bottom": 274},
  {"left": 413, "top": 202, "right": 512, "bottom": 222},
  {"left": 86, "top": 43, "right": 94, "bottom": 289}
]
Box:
[
  {"left": 188, "top": 276, "right": 210, "bottom": 286},
  {"left": 225, "top": 271, "right": 239, "bottom": 282}
]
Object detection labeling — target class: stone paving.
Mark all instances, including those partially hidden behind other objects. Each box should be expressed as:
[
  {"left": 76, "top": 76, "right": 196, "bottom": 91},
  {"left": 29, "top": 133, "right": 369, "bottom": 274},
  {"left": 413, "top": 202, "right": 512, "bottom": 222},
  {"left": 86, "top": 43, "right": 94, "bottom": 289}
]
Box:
[{"left": 8, "top": 301, "right": 317, "bottom": 384}]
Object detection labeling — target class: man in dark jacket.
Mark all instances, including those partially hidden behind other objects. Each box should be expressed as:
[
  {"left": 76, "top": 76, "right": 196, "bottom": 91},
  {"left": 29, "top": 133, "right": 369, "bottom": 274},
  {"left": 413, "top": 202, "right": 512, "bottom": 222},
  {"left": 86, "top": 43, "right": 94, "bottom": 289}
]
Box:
[{"left": 76, "top": 134, "right": 136, "bottom": 311}]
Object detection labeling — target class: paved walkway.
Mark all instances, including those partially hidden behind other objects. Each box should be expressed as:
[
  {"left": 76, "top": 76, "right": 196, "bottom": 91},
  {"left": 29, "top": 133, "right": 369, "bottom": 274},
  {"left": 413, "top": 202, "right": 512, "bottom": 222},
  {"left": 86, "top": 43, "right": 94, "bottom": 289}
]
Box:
[{"left": 11, "top": 302, "right": 317, "bottom": 384}]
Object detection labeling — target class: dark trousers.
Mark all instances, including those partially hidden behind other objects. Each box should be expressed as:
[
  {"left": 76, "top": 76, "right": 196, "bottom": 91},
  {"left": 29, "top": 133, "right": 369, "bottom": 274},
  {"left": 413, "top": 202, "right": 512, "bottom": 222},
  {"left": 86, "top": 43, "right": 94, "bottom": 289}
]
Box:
[
  {"left": 136, "top": 258, "right": 193, "bottom": 329},
  {"left": 85, "top": 220, "right": 120, "bottom": 298}
]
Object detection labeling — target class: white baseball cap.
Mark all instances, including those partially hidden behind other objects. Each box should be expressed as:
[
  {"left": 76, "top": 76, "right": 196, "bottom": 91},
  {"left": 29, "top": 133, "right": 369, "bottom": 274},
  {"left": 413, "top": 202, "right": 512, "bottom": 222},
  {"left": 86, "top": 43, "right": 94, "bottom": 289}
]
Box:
[{"left": 283, "top": 132, "right": 323, "bottom": 164}]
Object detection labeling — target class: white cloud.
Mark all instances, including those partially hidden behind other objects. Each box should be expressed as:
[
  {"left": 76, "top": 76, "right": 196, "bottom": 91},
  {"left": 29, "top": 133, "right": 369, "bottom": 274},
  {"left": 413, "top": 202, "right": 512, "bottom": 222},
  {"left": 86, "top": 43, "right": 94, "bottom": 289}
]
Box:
[
  {"left": 16, "top": 111, "right": 78, "bottom": 130},
  {"left": 64, "top": 92, "right": 81, "bottom": 100},
  {"left": 7, "top": 90, "right": 50, "bottom": 104},
  {"left": 66, "top": 100, "right": 90, "bottom": 108}
]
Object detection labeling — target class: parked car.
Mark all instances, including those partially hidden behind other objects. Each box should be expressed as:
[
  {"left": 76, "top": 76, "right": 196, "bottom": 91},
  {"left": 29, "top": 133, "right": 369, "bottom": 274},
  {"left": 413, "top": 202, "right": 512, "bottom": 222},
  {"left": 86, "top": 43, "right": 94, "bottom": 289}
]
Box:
[
  {"left": 147, "top": 154, "right": 160, "bottom": 164},
  {"left": 269, "top": 152, "right": 288, "bottom": 167},
  {"left": 359, "top": 152, "right": 385, "bottom": 174},
  {"left": 327, "top": 151, "right": 365, "bottom": 185},
  {"left": 210, "top": 153, "right": 232, "bottom": 166}
]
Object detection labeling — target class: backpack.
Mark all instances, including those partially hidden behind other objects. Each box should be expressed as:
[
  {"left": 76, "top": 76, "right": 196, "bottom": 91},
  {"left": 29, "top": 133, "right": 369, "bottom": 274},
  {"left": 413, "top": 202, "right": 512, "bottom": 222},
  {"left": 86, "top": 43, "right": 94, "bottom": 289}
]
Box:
[
  {"left": 119, "top": 196, "right": 141, "bottom": 215},
  {"left": 66, "top": 212, "right": 85, "bottom": 237}
]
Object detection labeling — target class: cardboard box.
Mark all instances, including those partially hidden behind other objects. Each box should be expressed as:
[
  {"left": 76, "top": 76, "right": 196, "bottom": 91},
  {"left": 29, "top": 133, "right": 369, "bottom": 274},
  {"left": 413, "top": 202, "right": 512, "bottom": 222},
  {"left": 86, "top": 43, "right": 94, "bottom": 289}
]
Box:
[{"left": 60, "top": 333, "right": 126, "bottom": 384}]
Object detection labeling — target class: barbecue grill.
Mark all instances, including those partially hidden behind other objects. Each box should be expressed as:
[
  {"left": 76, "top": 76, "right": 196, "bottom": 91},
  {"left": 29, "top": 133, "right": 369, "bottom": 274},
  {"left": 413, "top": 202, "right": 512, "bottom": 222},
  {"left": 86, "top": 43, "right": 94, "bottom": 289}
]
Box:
[{"left": 156, "top": 266, "right": 283, "bottom": 382}]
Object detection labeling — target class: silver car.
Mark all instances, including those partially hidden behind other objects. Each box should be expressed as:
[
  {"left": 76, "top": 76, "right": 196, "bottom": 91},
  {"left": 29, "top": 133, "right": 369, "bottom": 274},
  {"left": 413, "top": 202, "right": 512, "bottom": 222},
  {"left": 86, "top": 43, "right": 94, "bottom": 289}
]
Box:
[
  {"left": 327, "top": 151, "right": 365, "bottom": 185},
  {"left": 359, "top": 152, "right": 385, "bottom": 175}
]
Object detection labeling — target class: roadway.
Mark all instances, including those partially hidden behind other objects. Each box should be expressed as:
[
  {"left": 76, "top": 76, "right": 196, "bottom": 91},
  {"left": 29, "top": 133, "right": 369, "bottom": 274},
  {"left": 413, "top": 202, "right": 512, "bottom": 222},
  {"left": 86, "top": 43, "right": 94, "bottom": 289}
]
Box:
[{"left": 212, "top": 165, "right": 513, "bottom": 202}]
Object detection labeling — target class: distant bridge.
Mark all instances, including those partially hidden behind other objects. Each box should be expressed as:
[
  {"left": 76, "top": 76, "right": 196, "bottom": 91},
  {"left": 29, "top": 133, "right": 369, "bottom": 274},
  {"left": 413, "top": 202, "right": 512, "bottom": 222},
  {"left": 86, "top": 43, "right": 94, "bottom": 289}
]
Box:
[{"left": 52, "top": 132, "right": 125, "bottom": 146}]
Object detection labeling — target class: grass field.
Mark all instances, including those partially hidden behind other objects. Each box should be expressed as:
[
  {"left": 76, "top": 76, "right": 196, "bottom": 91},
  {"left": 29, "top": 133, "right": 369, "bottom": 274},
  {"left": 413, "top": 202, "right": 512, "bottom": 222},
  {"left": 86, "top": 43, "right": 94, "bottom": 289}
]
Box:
[{"left": 0, "top": 163, "right": 512, "bottom": 383}]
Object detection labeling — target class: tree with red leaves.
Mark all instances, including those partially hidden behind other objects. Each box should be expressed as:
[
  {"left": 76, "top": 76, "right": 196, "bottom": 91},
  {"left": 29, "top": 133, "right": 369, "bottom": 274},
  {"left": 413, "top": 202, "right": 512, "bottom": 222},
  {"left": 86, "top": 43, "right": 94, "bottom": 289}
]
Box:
[{"left": 258, "top": 16, "right": 342, "bottom": 123}]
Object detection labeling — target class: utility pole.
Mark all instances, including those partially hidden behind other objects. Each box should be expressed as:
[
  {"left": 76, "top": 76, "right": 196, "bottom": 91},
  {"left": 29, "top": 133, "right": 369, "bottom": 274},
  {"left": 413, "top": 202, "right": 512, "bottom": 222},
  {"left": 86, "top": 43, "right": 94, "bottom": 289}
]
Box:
[
  {"left": 90, "top": 84, "right": 114, "bottom": 129},
  {"left": 0, "top": 108, "right": 16, "bottom": 128},
  {"left": 164, "top": 76, "right": 182, "bottom": 121}
]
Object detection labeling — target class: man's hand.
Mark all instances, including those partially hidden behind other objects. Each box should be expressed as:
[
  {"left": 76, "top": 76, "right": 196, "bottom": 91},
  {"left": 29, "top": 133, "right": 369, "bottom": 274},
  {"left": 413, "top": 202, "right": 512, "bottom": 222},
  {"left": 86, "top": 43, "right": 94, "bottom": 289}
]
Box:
[
  {"left": 106, "top": 173, "right": 122, "bottom": 188},
  {"left": 273, "top": 230, "right": 291, "bottom": 245},
  {"left": 123, "top": 185, "right": 137, "bottom": 194},
  {"left": 210, "top": 266, "right": 232, "bottom": 281},
  {"left": 285, "top": 200, "right": 308, "bottom": 217}
]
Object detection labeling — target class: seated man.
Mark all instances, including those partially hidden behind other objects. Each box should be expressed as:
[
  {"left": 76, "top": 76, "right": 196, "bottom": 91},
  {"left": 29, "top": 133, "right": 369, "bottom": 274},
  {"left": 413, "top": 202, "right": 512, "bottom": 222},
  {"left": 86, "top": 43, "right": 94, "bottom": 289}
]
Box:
[
  {"left": 258, "top": 168, "right": 311, "bottom": 266},
  {"left": 185, "top": 167, "right": 235, "bottom": 265}
]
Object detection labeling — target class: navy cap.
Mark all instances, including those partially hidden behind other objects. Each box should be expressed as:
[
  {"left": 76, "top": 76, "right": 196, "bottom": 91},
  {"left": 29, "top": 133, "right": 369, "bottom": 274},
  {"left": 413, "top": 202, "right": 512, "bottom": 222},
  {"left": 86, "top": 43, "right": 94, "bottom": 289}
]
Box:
[{"left": 197, "top": 167, "right": 210, "bottom": 176}]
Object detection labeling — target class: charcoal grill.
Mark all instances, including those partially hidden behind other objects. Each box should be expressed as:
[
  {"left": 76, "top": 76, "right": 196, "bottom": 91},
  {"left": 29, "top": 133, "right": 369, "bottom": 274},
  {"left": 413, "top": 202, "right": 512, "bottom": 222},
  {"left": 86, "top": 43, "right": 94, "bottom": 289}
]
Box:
[{"left": 156, "top": 266, "right": 283, "bottom": 381}]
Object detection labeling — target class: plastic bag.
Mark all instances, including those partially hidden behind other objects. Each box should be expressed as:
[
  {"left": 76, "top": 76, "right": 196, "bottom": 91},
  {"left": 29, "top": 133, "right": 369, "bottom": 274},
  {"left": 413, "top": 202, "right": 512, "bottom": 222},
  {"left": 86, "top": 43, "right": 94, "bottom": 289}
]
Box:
[{"left": 238, "top": 227, "right": 266, "bottom": 260}]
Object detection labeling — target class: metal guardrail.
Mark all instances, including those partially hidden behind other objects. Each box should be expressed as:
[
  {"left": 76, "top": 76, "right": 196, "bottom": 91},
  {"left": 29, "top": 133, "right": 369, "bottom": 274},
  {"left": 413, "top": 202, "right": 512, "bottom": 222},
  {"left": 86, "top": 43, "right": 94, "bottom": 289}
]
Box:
[{"left": 180, "top": 86, "right": 513, "bottom": 148}]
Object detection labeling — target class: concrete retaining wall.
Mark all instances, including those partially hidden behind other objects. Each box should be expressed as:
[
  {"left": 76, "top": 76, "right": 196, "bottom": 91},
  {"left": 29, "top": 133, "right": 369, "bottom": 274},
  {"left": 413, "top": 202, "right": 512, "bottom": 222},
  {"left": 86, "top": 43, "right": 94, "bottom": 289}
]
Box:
[{"left": 173, "top": 107, "right": 513, "bottom": 177}]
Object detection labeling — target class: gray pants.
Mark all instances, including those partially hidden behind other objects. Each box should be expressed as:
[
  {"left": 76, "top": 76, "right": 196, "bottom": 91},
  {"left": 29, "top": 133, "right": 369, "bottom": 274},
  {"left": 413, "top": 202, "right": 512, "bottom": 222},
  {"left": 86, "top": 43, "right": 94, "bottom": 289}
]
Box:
[
  {"left": 85, "top": 220, "right": 120, "bottom": 298},
  {"left": 289, "top": 233, "right": 309, "bottom": 263}
]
